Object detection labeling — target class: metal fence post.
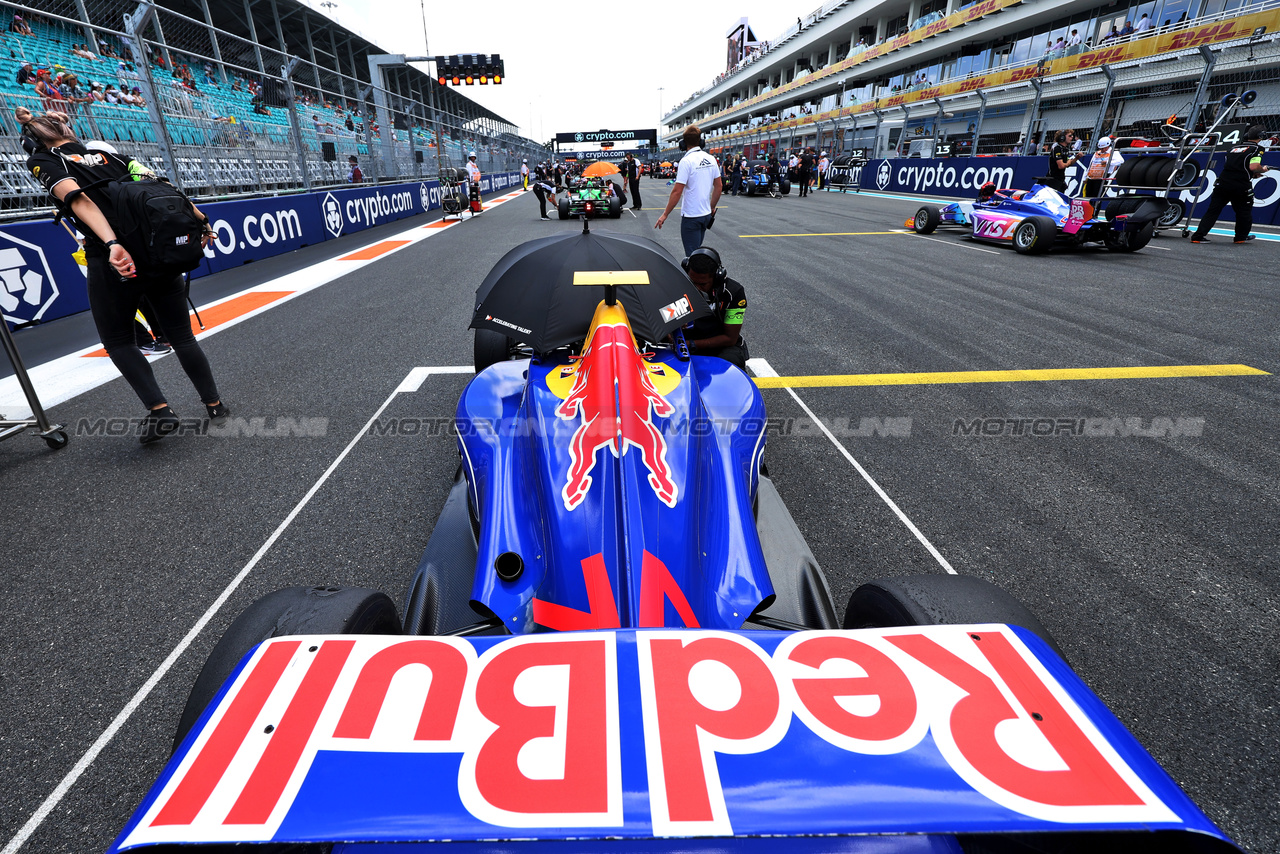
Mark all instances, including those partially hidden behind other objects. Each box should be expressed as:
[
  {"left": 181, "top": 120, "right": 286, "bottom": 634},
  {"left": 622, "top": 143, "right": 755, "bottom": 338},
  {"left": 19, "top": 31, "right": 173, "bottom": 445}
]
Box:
[
  {"left": 281, "top": 58, "right": 313, "bottom": 191},
  {"left": 1088, "top": 65, "right": 1117, "bottom": 150},
  {"left": 1026, "top": 79, "right": 1045, "bottom": 154},
  {"left": 123, "top": 2, "right": 182, "bottom": 189},
  {"left": 973, "top": 89, "right": 987, "bottom": 155}
]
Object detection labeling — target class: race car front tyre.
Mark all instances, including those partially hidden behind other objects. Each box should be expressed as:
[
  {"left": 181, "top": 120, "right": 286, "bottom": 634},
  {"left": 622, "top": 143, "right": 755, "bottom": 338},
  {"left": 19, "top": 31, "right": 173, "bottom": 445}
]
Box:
[
  {"left": 842, "top": 574, "right": 1065, "bottom": 660},
  {"left": 474, "top": 329, "right": 514, "bottom": 373},
  {"left": 1157, "top": 198, "right": 1186, "bottom": 229},
  {"left": 913, "top": 206, "right": 940, "bottom": 234},
  {"left": 1106, "top": 220, "right": 1155, "bottom": 252},
  {"left": 558, "top": 198, "right": 570, "bottom": 220},
  {"left": 173, "top": 586, "right": 401, "bottom": 753},
  {"left": 779, "top": 179, "right": 791, "bottom": 195},
  {"left": 1012, "top": 216, "right": 1055, "bottom": 254}
]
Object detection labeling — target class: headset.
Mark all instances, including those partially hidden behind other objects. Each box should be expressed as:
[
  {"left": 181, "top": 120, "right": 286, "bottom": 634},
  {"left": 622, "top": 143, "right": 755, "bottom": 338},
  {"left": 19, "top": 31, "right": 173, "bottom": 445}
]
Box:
[
  {"left": 681, "top": 246, "right": 726, "bottom": 285},
  {"left": 19, "top": 122, "right": 41, "bottom": 155}
]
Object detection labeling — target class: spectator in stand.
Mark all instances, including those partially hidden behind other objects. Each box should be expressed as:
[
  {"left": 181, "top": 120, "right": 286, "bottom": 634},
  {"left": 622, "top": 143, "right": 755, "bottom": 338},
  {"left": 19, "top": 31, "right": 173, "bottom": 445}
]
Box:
[
  {"left": 1134, "top": 13, "right": 1152, "bottom": 34},
  {"left": 61, "top": 74, "right": 89, "bottom": 115},
  {"left": 100, "top": 41, "right": 119, "bottom": 59},
  {"left": 72, "top": 44, "right": 97, "bottom": 61},
  {"left": 1102, "top": 26, "right": 1120, "bottom": 42},
  {"left": 10, "top": 15, "right": 32, "bottom": 35},
  {"left": 203, "top": 62, "right": 216, "bottom": 85},
  {"left": 89, "top": 81, "right": 105, "bottom": 103},
  {"left": 131, "top": 87, "right": 146, "bottom": 107},
  {"left": 103, "top": 84, "right": 122, "bottom": 104},
  {"left": 35, "top": 70, "right": 65, "bottom": 112},
  {"left": 231, "top": 76, "right": 243, "bottom": 92},
  {"left": 1118, "top": 20, "right": 1134, "bottom": 36},
  {"left": 312, "top": 114, "right": 323, "bottom": 134},
  {"left": 1067, "top": 29, "right": 1082, "bottom": 46},
  {"left": 16, "top": 61, "right": 34, "bottom": 85},
  {"left": 345, "top": 114, "right": 355, "bottom": 132},
  {"left": 347, "top": 155, "right": 362, "bottom": 183},
  {"left": 1050, "top": 37, "right": 1065, "bottom": 53}
]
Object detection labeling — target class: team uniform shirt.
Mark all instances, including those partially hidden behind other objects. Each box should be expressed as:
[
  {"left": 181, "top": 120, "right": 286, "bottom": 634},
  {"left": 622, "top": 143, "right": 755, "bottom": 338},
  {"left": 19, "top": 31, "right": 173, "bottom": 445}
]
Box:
[
  {"left": 686, "top": 276, "right": 747, "bottom": 343},
  {"left": 1047, "top": 142, "right": 1074, "bottom": 183},
  {"left": 466, "top": 161, "right": 481, "bottom": 184},
  {"left": 27, "top": 141, "right": 138, "bottom": 249},
  {"left": 675, "top": 146, "right": 719, "bottom": 217},
  {"left": 1217, "top": 144, "right": 1263, "bottom": 191}
]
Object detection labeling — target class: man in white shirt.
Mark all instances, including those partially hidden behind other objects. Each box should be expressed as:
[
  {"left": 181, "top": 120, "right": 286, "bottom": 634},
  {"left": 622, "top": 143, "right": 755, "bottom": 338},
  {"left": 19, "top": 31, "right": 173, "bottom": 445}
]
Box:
[
  {"left": 656, "top": 125, "right": 723, "bottom": 257},
  {"left": 1134, "top": 14, "right": 1152, "bottom": 34},
  {"left": 1067, "top": 29, "right": 1082, "bottom": 46}
]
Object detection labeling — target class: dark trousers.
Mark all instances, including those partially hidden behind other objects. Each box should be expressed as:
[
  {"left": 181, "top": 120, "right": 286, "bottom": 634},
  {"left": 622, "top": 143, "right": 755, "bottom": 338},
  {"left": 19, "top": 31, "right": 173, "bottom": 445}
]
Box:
[
  {"left": 680, "top": 214, "right": 713, "bottom": 257},
  {"left": 533, "top": 184, "right": 550, "bottom": 217},
  {"left": 1193, "top": 186, "right": 1253, "bottom": 240},
  {"left": 629, "top": 178, "right": 641, "bottom": 209},
  {"left": 85, "top": 252, "right": 220, "bottom": 410},
  {"left": 702, "top": 340, "right": 749, "bottom": 371},
  {"left": 798, "top": 171, "right": 811, "bottom": 196}
]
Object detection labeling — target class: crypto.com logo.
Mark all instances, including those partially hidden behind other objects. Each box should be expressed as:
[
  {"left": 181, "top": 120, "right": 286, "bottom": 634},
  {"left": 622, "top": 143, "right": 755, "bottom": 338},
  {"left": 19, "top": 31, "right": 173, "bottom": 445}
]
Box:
[
  {"left": 575, "top": 132, "right": 585, "bottom": 142},
  {"left": 0, "top": 230, "right": 59, "bottom": 326},
  {"left": 876, "top": 160, "right": 892, "bottom": 190},
  {"left": 420, "top": 182, "right": 431, "bottom": 211},
  {"left": 322, "top": 192, "right": 343, "bottom": 238}
]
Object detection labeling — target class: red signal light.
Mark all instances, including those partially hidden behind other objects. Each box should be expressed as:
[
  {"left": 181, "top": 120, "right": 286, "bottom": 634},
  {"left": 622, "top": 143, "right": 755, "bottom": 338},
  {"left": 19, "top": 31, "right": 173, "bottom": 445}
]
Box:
[
  {"left": 451, "top": 75, "right": 460, "bottom": 85},
  {"left": 438, "top": 75, "right": 447, "bottom": 86},
  {"left": 465, "top": 74, "right": 474, "bottom": 85}
]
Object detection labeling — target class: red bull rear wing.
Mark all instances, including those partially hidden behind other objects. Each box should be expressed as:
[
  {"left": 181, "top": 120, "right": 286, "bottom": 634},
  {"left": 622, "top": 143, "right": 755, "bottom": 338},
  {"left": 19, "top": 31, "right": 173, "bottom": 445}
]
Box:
[{"left": 110, "top": 626, "right": 1238, "bottom": 851}]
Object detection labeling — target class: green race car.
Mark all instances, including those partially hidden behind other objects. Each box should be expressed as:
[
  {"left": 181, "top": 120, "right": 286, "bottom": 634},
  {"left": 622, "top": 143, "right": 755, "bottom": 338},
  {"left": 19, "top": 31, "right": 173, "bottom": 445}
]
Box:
[{"left": 558, "top": 177, "right": 623, "bottom": 219}]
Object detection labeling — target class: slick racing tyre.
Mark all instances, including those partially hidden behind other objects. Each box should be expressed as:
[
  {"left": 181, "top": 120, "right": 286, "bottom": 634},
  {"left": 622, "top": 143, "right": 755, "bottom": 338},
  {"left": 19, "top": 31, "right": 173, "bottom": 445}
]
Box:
[
  {"left": 1012, "top": 215, "right": 1055, "bottom": 254},
  {"left": 779, "top": 179, "right": 791, "bottom": 195},
  {"left": 1106, "top": 220, "right": 1155, "bottom": 252},
  {"left": 558, "top": 198, "right": 570, "bottom": 220},
  {"left": 1170, "top": 159, "right": 1201, "bottom": 189},
  {"left": 843, "top": 574, "right": 1065, "bottom": 659},
  {"left": 173, "top": 586, "right": 400, "bottom": 753},
  {"left": 1157, "top": 198, "right": 1186, "bottom": 229},
  {"left": 474, "top": 328, "right": 515, "bottom": 372},
  {"left": 609, "top": 197, "right": 622, "bottom": 218},
  {"left": 1113, "top": 156, "right": 1141, "bottom": 187},
  {"left": 913, "top": 206, "right": 941, "bottom": 234}
]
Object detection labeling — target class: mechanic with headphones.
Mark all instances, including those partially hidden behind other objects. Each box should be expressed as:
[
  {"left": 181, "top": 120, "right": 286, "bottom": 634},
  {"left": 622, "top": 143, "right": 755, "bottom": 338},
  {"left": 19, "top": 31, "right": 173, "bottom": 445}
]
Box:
[
  {"left": 1191, "top": 124, "right": 1271, "bottom": 244},
  {"left": 680, "top": 246, "right": 748, "bottom": 370}
]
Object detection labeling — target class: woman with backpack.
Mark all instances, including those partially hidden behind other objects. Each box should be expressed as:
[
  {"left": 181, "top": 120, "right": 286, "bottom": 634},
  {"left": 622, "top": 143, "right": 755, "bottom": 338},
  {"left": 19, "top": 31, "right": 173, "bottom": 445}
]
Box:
[{"left": 18, "top": 107, "right": 228, "bottom": 444}]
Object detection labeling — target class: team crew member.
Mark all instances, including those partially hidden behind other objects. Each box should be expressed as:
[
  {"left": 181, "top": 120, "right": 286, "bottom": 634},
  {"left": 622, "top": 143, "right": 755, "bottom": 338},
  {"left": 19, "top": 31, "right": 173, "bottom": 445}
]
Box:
[
  {"left": 466, "top": 151, "right": 482, "bottom": 213},
  {"left": 680, "top": 246, "right": 748, "bottom": 370},
  {"left": 520, "top": 159, "right": 529, "bottom": 191},
  {"left": 656, "top": 125, "right": 722, "bottom": 257},
  {"left": 532, "top": 163, "right": 557, "bottom": 220},
  {"left": 1046, "top": 130, "right": 1081, "bottom": 192},
  {"left": 1083, "top": 136, "right": 1124, "bottom": 197},
  {"left": 624, "top": 152, "right": 642, "bottom": 210},
  {"left": 1192, "top": 125, "right": 1271, "bottom": 244},
  {"left": 19, "top": 107, "right": 227, "bottom": 443}
]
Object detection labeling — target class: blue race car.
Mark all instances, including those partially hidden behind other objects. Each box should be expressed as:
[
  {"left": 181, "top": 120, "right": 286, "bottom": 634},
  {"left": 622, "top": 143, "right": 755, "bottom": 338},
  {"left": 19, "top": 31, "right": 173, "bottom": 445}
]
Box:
[
  {"left": 741, "top": 159, "right": 791, "bottom": 197},
  {"left": 912, "top": 183, "right": 1165, "bottom": 253},
  {"left": 109, "top": 238, "right": 1242, "bottom": 854}
]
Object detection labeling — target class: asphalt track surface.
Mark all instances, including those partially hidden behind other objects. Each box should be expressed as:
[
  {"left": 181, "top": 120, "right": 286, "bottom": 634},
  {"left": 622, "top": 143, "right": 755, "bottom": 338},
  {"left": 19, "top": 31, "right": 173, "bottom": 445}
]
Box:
[{"left": 1, "top": 180, "right": 1278, "bottom": 854}]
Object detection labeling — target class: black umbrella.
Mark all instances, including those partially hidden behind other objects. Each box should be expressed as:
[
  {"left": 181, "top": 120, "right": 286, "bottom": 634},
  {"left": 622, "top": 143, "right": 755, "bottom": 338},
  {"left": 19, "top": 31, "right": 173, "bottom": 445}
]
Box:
[{"left": 470, "top": 227, "right": 712, "bottom": 352}]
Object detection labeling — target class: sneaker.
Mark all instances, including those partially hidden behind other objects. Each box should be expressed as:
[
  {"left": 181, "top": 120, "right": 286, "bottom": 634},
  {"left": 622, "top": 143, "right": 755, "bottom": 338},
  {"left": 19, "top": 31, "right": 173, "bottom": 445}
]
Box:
[
  {"left": 205, "top": 401, "right": 230, "bottom": 422},
  {"left": 1234, "top": 235, "right": 1256, "bottom": 243},
  {"left": 139, "top": 405, "right": 180, "bottom": 444},
  {"left": 540, "top": 215, "right": 551, "bottom": 221},
  {"left": 139, "top": 339, "right": 172, "bottom": 355},
  {"left": 1190, "top": 235, "right": 1211, "bottom": 243}
]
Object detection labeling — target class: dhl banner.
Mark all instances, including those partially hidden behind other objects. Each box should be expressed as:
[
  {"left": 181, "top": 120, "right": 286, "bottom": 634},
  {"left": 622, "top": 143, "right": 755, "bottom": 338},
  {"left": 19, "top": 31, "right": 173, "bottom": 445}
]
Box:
[{"left": 710, "top": 8, "right": 1280, "bottom": 145}]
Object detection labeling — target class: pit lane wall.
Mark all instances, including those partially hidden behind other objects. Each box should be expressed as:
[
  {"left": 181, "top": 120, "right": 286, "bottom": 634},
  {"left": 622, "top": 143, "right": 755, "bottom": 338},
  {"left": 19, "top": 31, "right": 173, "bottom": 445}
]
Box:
[
  {"left": 0, "top": 171, "right": 521, "bottom": 328},
  {"left": 859, "top": 155, "right": 1280, "bottom": 227}
]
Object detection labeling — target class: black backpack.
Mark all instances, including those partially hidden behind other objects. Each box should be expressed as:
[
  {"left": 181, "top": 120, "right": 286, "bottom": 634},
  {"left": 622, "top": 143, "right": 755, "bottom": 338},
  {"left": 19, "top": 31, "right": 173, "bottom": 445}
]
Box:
[{"left": 62, "top": 151, "right": 205, "bottom": 277}]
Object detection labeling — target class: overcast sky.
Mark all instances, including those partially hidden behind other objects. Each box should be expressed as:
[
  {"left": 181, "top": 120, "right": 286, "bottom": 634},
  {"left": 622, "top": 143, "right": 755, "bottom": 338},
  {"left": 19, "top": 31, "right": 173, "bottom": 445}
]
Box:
[{"left": 295, "top": 0, "right": 803, "bottom": 142}]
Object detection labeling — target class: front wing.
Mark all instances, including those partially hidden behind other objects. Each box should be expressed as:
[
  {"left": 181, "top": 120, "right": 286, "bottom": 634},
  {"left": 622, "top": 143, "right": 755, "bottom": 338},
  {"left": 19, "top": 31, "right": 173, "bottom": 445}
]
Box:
[{"left": 111, "top": 626, "right": 1236, "bottom": 852}]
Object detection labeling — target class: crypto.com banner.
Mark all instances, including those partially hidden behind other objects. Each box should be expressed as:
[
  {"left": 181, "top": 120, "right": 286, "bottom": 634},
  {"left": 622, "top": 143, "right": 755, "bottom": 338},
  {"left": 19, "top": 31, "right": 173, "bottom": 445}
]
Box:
[
  {"left": 860, "top": 154, "right": 1280, "bottom": 226},
  {"left": 1, "top": 172, "right": 518, "bottom": 328}
]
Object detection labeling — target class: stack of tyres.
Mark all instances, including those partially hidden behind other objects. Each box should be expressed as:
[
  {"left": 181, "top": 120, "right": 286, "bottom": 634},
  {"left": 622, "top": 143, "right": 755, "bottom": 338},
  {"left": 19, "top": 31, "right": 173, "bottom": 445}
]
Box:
[{"left": 1110, "top": 153, "right": 1201, "bottom": 230}]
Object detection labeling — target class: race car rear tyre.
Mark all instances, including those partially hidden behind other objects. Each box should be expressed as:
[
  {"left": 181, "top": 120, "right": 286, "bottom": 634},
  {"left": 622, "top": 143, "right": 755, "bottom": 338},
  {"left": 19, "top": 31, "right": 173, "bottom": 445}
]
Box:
[
  {"left": 609, "top": 197, "right": 622, "bottom": 218},
  {"left": 1012, "top": 216, "right": 1055, "bottom": 254},
  {"left": 474, "top": 328, "right": 514, "bottom": 372},
  {"left": 913, "top": 206, "right": 940, "bottom": 235},
  {"left": 842, "top": 574, "right": 1065, "bottom": 659},
  {"left": 1170, "top": 159, "right": 1201, "bottom": 189},
  {"left": 779, "top": 179, "right": 791, "bottom": 195},
  {"left": 1157, "top": 198, "right": 1186, "bottom": 229},
  {"left": 558, "top": 198, "right": 570, "bottom": 220},
  {"left": 1106, "top": 220, "right": 1155, "bottom": 252},
  {"left": 173, "top": 586, "right": 401, "bottom": 753}
]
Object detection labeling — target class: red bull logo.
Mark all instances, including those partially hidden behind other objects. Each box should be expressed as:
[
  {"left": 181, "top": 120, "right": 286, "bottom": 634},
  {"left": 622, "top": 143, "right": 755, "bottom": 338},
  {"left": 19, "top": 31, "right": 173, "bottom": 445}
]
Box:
[{"left": 556, "top": 302, "right": 678, "bottom": 511}]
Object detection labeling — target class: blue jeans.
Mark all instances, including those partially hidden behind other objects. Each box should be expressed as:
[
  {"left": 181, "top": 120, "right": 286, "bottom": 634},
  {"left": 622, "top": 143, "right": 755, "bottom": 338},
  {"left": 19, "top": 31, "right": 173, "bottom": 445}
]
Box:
[{"left": 680, "top": 214, "right": 713, "bottom": 258}]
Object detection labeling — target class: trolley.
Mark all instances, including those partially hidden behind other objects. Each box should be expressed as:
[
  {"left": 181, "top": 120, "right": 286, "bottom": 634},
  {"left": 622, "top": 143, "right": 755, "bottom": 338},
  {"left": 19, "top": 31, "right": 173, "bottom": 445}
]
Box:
[
  {"left": 438, "top": 162, "right": 469, "bottom": 222},
  {"left": 0, "top": 318, "right": 69, "bottom": 450}
]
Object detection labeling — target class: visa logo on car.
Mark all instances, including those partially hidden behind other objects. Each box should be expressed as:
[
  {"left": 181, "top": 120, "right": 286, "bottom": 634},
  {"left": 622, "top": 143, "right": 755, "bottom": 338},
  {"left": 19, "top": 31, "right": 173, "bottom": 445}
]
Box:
[{"left": 121, "top": 626, "right": 1177, "bottom": 849}]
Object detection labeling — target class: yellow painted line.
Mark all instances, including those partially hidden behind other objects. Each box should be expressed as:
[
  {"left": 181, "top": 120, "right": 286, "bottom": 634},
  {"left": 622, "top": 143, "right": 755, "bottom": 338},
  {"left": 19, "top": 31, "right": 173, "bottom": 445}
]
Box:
[
  {"left": 737, "top": 230, "right": 908, "bottom": 238},
  {"left": 753, "top": 364, "right": 1270, "bottom": 389}
]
